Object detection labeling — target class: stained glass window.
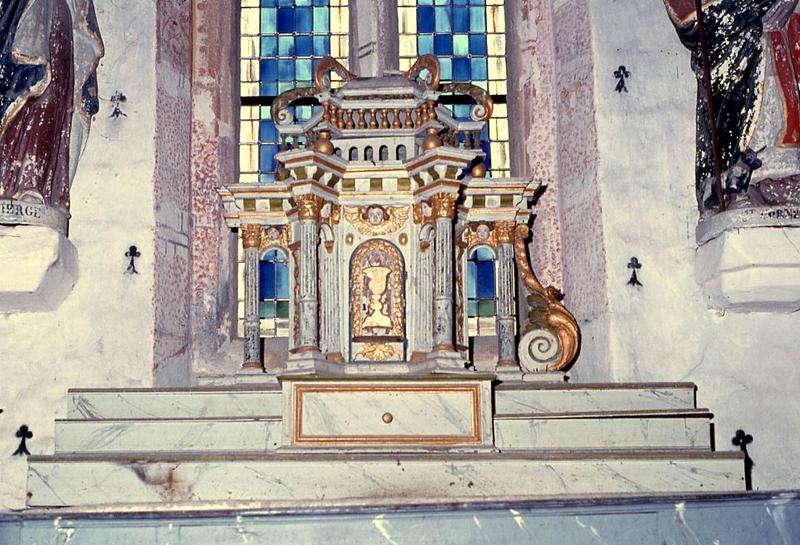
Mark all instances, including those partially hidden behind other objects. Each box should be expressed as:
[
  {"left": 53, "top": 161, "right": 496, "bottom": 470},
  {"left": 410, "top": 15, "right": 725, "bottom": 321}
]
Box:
[
  {"left": 467, "top": 246, "right": 497, "bottom": 336},
  {"left": 259, "top": 249, "right": 291, "bottom": 337},
  {"left": 398, "top": 0, "right": 509, "bottom": 177},
  {"left": 240, "top": 0, "right": 349, "bottom": 183}
]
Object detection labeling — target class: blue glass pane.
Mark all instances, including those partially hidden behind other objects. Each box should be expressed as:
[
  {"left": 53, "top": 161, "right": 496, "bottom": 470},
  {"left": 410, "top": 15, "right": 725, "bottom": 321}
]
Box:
[
  {"left": 261, "top": 0, "right": 278, "bottom": 6},
  {"left": 276, "top": 264, "right": 289, "bottom": 298},
  {"left": 277, "top": 7, "right": 294, "bottom": 33},
  {"left": 278, "top": 35, "right": 294, "bottom": 56},
  {"left": 419, "top": 0, "right": 433, "bottom": 4},
  {"left": 467, "top": 262, "right": 477, "bottom": 298},
  {"left": 434, "top": 34, "right": 453, "bottom": 55},
  {"left": 259, "top": 262, "right": 276, "bottom": 299},
  {"left": 313, "top": 7, "right": 329, "bottom": 33},
  {"left": 469, "top": 0, "right": 485, "bottom": 5},
  {"left": 469, "top": 7, "right": 485, "bottom": 32},
  {"left": 439, "top": 57, "right": 452, "bottom": 80},
  {"left": 474, "top": 246, "right": 494, "bottom": 260},
  {"left": 467, "top": 300, "right": 477, "bottom": 317},
  {"left": 259, "top": 301, "right": 276, "bottom": 319},
  {"left": 453, "top": 34, "right": 469, "bottom": 56},
  {"left": 261, "top": 8, "right": 277, "bottom": 33},
  {"left": 452, "top": 7, "right": 469, "bottom": 32},
  {"left": 295, "top": 35, "right": 313, "bottom": 56},
  {"left": 453, "top": 57, "right": 470, "bottom": 80},
  {"left": 264, "top": 249, "right": 280, "bottom": 260},
  {"left": 260, "top": 144, "right": 278, "bottom": 174},
  {"left": 296, "top": 0, "right": 312, "bottom": 5},
  {"left": 295, "top": 7, "right": 312, "bottom": 33},
  {"left": 435, "top": 7, "right": 452, "bottom": 32},
  {"left": 296, "top": 58, "right": 312, "bottom": 81},
  {"left": 313, "top": 35, "right": 329, "bottom": 55},
  {"left": 471, "top": 58, "right": 487, "bottom": 80},
  {"left": 260, "top": 59, "right": 277, "bottom": 80},
  {"left": 476, "top": 261, "right": 495, "bottom": 298},
  {"left": 454, "top": 0, "right": 468, "bottom": 5},
  {"left": 276, "top": 300, "right": 290, "bottom": 318},
  {"left": 477, "top": 300, "right": 495, "bottom": 316},
  {"left": 418, "top": 35, "right": 434, "bottom": 55},
  {"left": 260, "top": 81, "right": 278, "bottom": 96},
  {"left": 259, "top": 120, "right": 278, "bottom": 142},
  {"left": 313, "top": 0, "right": 328, "bottom": 5},
  {"left": 261, "top": 36, "right": 277, "bottom": 57},
  {"left": 418, "top": 7, "right": 435, "bottom": 33},
  {"left": 453, "top": 104, "right": 470, "bottom": 120},
  {"left": 469, "top": 34, "right": 487, "bottom": 55},
  {"left": 278, "top": 59, "right": 295, "bottom": 80},
  {"left": 481, "top": 140, "right": 491, "bottom": 170},
  {"left": 278, "top": 0, "right": 293, "bottom": 5}
]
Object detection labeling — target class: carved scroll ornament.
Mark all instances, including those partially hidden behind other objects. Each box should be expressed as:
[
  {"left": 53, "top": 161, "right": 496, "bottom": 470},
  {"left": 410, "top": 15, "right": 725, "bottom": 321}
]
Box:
[
  {"left": 514, "top": 224, "right": 580, "bottom": 372},
  {"left": 440, "top": 82, "right": 494, "bottom": 122},
  {"left": 272, "top": 57, "right": 356, "bottom": 126},
  {"left": 403, "top": 55, "right": 441, "bottom": 90}
]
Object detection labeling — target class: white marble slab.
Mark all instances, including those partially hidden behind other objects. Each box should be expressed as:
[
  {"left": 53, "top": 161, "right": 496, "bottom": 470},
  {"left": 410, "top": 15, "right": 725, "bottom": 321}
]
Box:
[
  {"left": 26, "top": 452, "right": 745, "bottom": 507},
  {"left": 494, "top": 383, "right": 697, "bottom": 414},
  {"left": 67, "top": 388, "right": 282, "bottom": 419},
  {"left": 494, "top": 411, "right": 711, "bottom": 450},
  {"left": 54, "top": 418, "right": 281, "bottom": 453},
  {"left": 284, "top": 378, "right": 494, "bottom": 448}
]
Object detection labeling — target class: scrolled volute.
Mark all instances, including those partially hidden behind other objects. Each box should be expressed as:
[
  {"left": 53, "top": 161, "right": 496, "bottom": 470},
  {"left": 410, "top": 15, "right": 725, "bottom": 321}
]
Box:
[
  {"left": 403, "top": 55, "right": 441, "bottom": 90},
  {"left": 514, "top": 224, "right": 580, "bottom": 372},
  {"left": 440, "top": 82, "right": 494, "bottom": 122}
]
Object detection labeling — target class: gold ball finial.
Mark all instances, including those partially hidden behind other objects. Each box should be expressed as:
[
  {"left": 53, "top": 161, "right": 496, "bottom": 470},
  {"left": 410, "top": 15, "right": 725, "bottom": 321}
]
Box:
[
  {"left": 421, "top": 127, "right": 442, "bottom": 151},
  {"left": 470, "top": 161, "right": 487, "bottom": 178},
  {"left": 313, "top": 129, "right": 334, "bottom": 155}
]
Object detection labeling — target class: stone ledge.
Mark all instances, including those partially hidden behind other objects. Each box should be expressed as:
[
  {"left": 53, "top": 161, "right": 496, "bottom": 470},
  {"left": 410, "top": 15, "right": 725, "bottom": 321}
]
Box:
[
  {"left": 0, "top": 225, "right": 78, "bottom": 313},
  {"left": 696, "top": 218, "right": 800, "bottom": 313}
]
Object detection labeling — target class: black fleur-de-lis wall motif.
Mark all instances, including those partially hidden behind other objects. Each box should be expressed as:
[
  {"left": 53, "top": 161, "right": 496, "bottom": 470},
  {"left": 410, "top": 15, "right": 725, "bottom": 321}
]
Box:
[
  {"left": 614, "top": 66, "right": 631, "bottom": 93},
  {"left": 109, "top": 90, "right": 128, "bottom": 119},
  {"left": 627, "top": 257, "right": 643, "bottom": 287},
  {"left": 125, "top": 245, "right": 141, "bottom": 275},
  {"left": 13, "top": 425, "right": 32, "bottom": 456},
  {"left": 732, "top": 429, "right": 754, "bottom": 491}
]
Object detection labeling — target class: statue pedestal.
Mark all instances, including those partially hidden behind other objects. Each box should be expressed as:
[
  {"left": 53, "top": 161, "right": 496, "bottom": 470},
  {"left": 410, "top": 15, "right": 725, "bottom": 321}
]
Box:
[
  {"left": 696, "top": 206, "right": 800, "bottom": 312},
  {"left": 0, "top": 225, "right": 78, "bottom": 312}
]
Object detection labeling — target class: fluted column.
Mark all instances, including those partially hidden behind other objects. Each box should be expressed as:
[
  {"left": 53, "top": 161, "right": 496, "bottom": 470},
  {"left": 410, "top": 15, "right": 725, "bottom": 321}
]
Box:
[
  {"left": 294, "top": 195, "right": 323, "bottom": 353},
  {"left": 495, "top": 221, "right": 518, "bottom": 368},
  {"left": 430, "top": 192, "right": 459, "bottom": 352},
  {"left": 241, "top": 224, "right": 262, "bottom": 369}
]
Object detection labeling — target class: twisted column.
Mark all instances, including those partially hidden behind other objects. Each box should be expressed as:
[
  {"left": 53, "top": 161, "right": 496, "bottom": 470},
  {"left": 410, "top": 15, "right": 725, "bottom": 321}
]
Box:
[{"left": 241, "top": 223, "right": 262, "bottom": 369}]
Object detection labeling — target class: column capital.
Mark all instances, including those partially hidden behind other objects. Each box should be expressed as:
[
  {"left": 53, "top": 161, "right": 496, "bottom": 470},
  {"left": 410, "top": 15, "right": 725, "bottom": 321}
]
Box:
[
  {"left": 430, "top": 192, "right": 459, "bottom": 219},
  {"left": 241, "top": 223, "right": 262, "bottom": 249},
  {"left": 495, "top": 220, "right": 516, "bottom": 244},
  {"left": 295, "top": 194, "right": 325, "bottom": 221}
]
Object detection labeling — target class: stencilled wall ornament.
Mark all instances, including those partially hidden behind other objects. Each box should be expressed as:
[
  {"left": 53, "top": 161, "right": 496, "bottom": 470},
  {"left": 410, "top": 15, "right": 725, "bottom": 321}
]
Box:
[
  {"left": 614, "top": 65, "right": 631, "bottom": 93},
  {"left": 108, "top": 90, "right": 128, "bottom": 119},
  {"left": 13, "top": 425, "right": 32, "bottom": 456},
  {"left": 733, "top": 429, "right": 755, "bottom": 490},
  {"left": 125, "top": 245, "right": 141, "bottom": 275},
  {"left": 627, "top": 257, "right": 643, "bottom": 287}
]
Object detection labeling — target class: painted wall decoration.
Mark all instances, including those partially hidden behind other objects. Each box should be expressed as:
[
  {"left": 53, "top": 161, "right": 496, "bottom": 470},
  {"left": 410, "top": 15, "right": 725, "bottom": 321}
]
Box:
[
  {"left": 0, "top": 0, "right": 104, "bottom": 220},
  {"left": 665, "top": 0, "right": 800, "bottom": 213}
]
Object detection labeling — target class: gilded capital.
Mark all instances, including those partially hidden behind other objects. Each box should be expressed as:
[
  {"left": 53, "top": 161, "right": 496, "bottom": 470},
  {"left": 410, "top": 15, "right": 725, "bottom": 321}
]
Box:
[
  {"left": 295, "top": 194, "right": 324, "bottom": 221},
  {"left": 495, "top": 221, "right": 516, "bottom": 244},
  {"left": 430, "top": 192, "right": 459, "bottom": 219},
  {"left": 241, "top": 223, "right": 262, "bottom": 249}
]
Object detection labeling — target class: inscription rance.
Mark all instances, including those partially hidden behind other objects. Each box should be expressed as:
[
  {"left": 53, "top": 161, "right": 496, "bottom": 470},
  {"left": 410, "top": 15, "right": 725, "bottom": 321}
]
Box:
[{"left": 761, "top": 207, "right": 800, "bottom": 221}]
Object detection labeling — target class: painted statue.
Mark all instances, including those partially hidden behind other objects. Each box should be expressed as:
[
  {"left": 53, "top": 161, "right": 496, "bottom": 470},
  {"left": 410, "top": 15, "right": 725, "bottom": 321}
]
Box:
[
  {"left": 0, "top": 0, "right": 104, "bottom": 211},
  {"left": 665, "top": 0, "right": 800, "bottom": 212}
]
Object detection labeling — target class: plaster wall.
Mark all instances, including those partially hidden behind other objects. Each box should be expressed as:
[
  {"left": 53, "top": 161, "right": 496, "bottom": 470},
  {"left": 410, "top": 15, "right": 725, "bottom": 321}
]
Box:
[
  {"left": 582, "top": 0, "right": 800, "bottom": 489},
  {"left": 0, "top": 1, "right": 190, "bottom": 509}
]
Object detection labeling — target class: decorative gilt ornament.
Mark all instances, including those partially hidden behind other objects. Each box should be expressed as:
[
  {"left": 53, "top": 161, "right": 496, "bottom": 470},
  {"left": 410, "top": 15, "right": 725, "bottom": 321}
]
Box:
[
  {"left": 351, "top": 240, "right": 405, "bottom": 338},
  {"left": 313, "top": 129, "right": 334, "bottom": 154},
  {"left": 421, "top": 127, "right": 443, "bottom": 150},
  {"left": 470, "top": 161, "right": 487, "bottom": 178},
  {"left": 413, "top": 202, "right": 433, "bottom": 225},
  {"left": 295, "top": 194, "right": 324, "bottom": 221},
  {"left": 241, "top": 224, "right": 262, "bottom": 249},
  {"left": 344, "top": 205, "right": 410, "bottom": 235},
  {"left": 495, "top": 220, "right": 515, "bottom": 245},
  {"left": 354, "top": 343, "right": 401, "bottom": 362},
  {"left": 514, "top": 224, "right": 580, "bottom": 372},
  {"left": 463, "top": 222, "right": 497, "bottom": 249},
  {"left": 260, "top": 225, "right": 289, "bottom": 249},
  {"left": 430, "top": 192, "right": 459, "bottom": 219}
]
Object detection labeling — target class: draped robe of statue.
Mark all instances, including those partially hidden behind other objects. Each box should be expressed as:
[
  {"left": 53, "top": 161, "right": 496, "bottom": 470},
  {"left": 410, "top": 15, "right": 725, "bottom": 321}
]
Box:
[
  {"left": 0, "top": 0, "right": 104, "bottom": 212},
  {"left": 665, "top": 0, "right": 800, "bottom": 211}
]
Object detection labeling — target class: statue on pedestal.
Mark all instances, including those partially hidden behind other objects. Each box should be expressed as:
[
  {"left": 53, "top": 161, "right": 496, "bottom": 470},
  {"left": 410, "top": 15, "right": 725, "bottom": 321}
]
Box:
[
  {"left": 0, "top": 0, "right": 104, "bottom": 224},
  {"left": 665, "top": 0, "right": 800, "bottom": 213}
]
